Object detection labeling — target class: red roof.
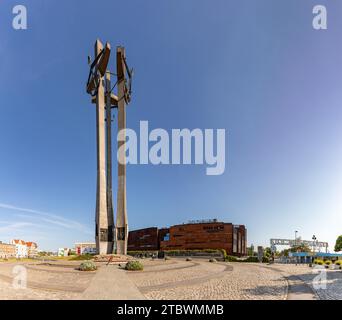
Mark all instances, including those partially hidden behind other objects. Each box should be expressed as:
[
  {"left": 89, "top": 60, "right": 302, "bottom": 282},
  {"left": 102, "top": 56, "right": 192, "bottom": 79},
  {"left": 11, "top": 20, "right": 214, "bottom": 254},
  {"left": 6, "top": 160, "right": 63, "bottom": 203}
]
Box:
[
  {"left": 12, "top": 240, "right": 37, "bottom": 247},
  {"left": 12, "top": 239, "right": 26, "bottom": 245},
  {"left": 26, "top": 242, "right": 37, "bottom": 248}
]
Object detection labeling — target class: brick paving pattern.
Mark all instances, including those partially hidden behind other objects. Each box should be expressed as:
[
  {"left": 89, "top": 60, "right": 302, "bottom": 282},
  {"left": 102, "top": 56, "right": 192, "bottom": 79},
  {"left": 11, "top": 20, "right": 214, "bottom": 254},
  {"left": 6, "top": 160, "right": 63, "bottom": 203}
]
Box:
[{"left": 0, "top": 259, "right": 340, "bottom": 300}]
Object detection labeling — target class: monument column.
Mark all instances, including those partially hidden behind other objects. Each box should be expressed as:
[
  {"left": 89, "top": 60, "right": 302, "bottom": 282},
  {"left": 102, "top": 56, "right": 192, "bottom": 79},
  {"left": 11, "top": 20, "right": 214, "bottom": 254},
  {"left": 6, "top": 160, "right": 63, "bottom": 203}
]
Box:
[
  {"left": 94, "top": 39, "right": 112, "bottom": 254},
  {"left": 116, "top": 46, "right": 128, "bottom": 255},
  {"left": 105, "top": 70, "right": 115, "bottom": 253}
]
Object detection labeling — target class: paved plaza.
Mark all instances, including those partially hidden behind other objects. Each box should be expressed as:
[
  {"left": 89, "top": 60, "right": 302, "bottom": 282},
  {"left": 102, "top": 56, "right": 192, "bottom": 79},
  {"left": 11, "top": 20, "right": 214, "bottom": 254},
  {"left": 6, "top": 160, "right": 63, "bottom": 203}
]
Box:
[{"left": 0, "top": 258, "right": 340, "bottom": 300}]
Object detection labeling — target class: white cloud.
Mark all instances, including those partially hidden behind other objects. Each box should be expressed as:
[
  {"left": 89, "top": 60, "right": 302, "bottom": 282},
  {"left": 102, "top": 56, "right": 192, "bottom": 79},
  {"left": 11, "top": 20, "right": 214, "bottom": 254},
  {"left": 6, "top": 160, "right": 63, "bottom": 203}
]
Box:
[
  {"left": 0, "top": 202, "right": 92, "bottom": 235},
  {"left": 0, "top": 222, "right": 36, "bottom": 233}
]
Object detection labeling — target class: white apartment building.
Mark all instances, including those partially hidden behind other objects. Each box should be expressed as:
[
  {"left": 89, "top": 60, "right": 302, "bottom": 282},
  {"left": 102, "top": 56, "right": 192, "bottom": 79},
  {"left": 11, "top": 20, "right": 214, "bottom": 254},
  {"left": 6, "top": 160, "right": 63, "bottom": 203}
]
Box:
[{"left": 11, "top": 239, "right": 28, "bottom": 258}]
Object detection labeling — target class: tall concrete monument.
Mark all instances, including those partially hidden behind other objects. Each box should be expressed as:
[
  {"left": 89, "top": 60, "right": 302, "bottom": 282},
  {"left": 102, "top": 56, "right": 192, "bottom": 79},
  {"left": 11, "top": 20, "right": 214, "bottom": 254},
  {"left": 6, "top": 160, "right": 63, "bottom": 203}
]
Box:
[
  {"left": 86, "top": 40, "right": 132, "bottom": 256},
  {"left": 86, "top": 39, "right": 114, "bottom": 254},
  {"left": 116, "top": 46, "right": 129, "bottom": 255}
]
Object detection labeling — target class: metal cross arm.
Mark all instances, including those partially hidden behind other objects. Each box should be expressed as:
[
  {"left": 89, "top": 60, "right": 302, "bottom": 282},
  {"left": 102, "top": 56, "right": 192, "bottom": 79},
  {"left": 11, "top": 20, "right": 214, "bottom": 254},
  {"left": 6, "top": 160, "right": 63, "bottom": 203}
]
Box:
[
  {"left": 117, "top": 48, "right": 133, "bottom": 105},
  {"left": 86, "top": 41, "right": 111, "bottom": 96}
]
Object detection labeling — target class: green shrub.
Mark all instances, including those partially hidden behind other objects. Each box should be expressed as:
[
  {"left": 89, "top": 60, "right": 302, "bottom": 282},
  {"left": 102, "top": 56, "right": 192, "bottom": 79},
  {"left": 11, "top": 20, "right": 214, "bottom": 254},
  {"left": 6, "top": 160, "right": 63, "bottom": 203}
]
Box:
[
  {"left": 335, "top": 260, "right": 342, "bottom": 265},
  {"left": 79, "top": 261, "right": 97, "bottom": 271},
  {"left": 203, "top": 249, "right": 219, "bottom": 253},
  {"left": 325, "top": 260, "right": 332, "bottom": 265},
  {"left": 127, "top": 251, "right": 157, "bottom": 256},
  {"left": 125, "top": 261, "right": 144, "bottom": 271},
  {"left": 262, "top": 256, "right": 269, "bottom": 263},
  {"left": 209, "top": 258, "right": 217, "bottom": 263},
  {"left": 243, "top": 256, "right": 259, "bottom": 263},
  {"left": 225, "top": 255, "right": 237, "bottom": 262},
  {"left": 220, "top": 249, "right": 227, "bottom": 258},
  {"left": 314, "top": 259, "right": 324, "bottom": 265}
]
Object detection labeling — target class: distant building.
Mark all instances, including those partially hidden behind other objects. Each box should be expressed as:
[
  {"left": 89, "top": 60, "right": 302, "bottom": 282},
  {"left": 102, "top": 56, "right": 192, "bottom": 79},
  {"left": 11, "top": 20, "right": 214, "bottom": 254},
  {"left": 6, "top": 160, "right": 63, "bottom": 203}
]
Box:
[
  {"left": 288, "top": 252, "right": 342, "bottom": 264},
  {"left": 0, "top": 241, "right": 16, "bottom": 258},
  {"left": 75, "top": 242, "right": 96, "bottom": 255},
  {"left": 11, "top": 239, "right": 28, "bottom": 258},
  {"left": 10, "top": 240, "right": 39, "bottom": 258},
  {"left": 58, "top": 248, "right": 70, "bottom": 257},
  {"left": 26, "top": 242, "right": 38, "bottom": 258},
  {"left": 128, "top": 220, "right": 247, "bottom": 257}
]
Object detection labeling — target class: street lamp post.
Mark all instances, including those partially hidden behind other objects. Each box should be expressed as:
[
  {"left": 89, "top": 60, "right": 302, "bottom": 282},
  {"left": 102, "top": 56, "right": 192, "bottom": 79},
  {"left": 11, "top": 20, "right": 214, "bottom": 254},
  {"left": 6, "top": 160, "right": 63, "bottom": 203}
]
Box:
[
  {"left": 312, "top": 235, "right": 317, "bottom": 265},
  {"left": 294, "top": 231, "right": 299, "bottom": 265}
]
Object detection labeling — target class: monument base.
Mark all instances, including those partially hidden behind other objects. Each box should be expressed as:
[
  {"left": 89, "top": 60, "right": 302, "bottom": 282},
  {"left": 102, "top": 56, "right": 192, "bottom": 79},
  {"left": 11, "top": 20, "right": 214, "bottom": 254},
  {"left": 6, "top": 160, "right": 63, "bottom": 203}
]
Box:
[{"left": 94, "top": 254, "right": 132, "bottom": 264}]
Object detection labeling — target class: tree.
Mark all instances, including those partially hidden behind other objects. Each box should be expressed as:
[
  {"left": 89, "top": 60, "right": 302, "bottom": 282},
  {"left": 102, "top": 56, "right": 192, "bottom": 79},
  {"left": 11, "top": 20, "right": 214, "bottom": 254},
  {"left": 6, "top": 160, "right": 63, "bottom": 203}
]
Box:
[
  {"left": 264, "top": 247, "right": 272, "bottom": 258},
  {"left": 290, "top": 244, "right": 311, "bottom": 253},
  {"left": 247, "top": 245, "right": 255, "bottom": 256},
  {"left": 334, "top": 235, "right": 342, "bottom": 252},
  {"left": 279, "top": 249, "right": 289, "bottom": 257}
]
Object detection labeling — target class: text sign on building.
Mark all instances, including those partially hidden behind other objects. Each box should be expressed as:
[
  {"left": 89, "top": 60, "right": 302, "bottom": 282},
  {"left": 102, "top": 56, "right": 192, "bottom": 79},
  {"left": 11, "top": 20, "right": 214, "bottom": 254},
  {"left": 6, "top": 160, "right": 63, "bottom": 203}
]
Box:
[{"left": 270, "top": 238, "right": 328, "bottom": 248}]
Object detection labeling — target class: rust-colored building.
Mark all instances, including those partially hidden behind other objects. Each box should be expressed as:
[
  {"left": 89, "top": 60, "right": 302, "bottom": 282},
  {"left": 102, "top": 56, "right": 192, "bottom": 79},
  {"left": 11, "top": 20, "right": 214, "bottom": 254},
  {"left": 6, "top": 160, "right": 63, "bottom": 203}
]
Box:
[
  {"left": 157, "top": 228, "right": 169, "bottom": 245},
  {"left": 160, "top": 221, "right": 247, "bottom": 256},
  {"left": 128, "top": 221, "right": 247, "bottom": 256},
  {"left": 128, "top": 227, "right": 159, "bottom": 251}
]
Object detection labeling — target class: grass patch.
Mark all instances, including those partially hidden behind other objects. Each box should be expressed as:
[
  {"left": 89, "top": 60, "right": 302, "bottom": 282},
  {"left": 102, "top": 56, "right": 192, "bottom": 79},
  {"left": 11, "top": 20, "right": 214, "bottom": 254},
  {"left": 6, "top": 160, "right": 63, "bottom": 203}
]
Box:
[
  {"left": 225, "top": 255, "right": 238, "bottom": 262},
  {"left": 69, "top": 254, "right": 94, "bottom": 261},
  {"left": 0, "top": 258, "right": 36, "bottom": 263}
]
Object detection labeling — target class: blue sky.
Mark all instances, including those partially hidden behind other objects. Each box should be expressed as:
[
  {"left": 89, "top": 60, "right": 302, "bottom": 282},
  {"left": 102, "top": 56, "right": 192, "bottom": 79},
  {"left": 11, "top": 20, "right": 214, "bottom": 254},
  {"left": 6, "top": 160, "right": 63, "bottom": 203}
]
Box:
[{"left": 0, "top": 0, "right": 341, "bottom": 251}]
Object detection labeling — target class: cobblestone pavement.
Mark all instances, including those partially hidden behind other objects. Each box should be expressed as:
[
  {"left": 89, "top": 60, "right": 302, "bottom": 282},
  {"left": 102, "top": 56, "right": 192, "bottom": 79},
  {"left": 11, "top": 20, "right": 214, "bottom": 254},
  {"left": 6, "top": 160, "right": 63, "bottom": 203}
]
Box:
[
  {"left": 0, "top": 262, "right": 94, "bottom": 300},
  {"left": 0, "top": 279, "right": 81, "bottom": 300},
  {"left": 0, "top": 259, "right": 340, "bottom": 300},
  {"left": 270, "top": 264, "right": 342, "bottom": 300},
  {"left": 127, "top": 260, "right": 288, "bottom": 300}
]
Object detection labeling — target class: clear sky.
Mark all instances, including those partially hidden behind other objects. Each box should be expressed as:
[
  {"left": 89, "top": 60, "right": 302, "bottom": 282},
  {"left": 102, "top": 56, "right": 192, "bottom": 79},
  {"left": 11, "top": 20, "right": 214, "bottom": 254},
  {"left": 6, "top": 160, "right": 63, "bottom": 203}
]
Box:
[{"left": 0, "top": 0, "right": 341, "bottom": 251}]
